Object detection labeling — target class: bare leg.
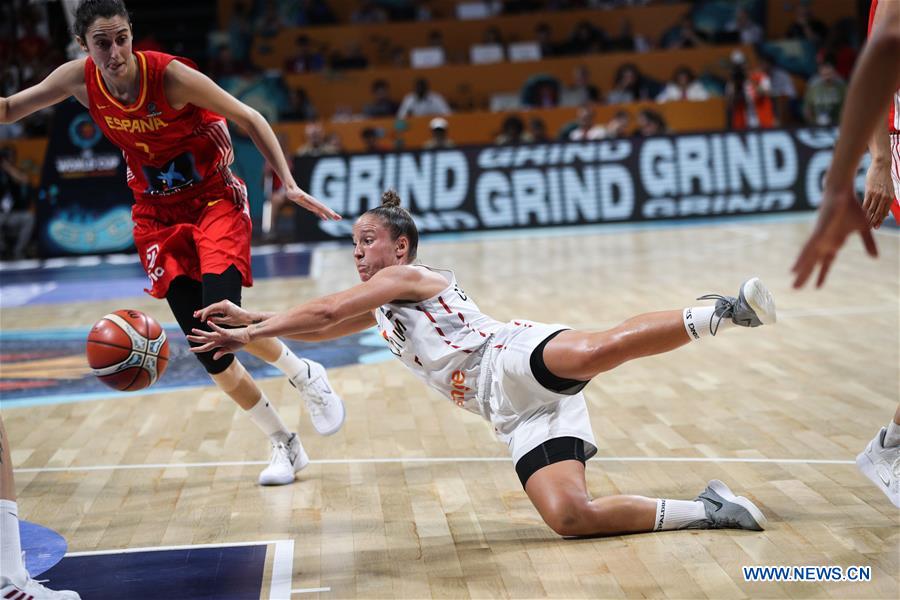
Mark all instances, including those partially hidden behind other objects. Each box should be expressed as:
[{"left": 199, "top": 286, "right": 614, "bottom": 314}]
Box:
[
  {"left": 209, "top": 358, "right": 265, "bottom": 410},
  {"left": 524, "top": 460, "right": 658, "bottom": 536},
  {"left": 544, "top": 310, "right": 689, "bottom": 381},
  {"left": 0, "top": 418, "right": 14, "bottom": 502},
  {"left": 244, "top": 336, "right": 285, "bottom": 363}
]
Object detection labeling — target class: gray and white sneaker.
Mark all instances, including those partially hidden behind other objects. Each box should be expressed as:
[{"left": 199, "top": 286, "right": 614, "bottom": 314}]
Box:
[
  {"left": 258, "top": 433, "right": 309, "bottom": 486},
  {"left": 683, "top": 479, "right": 768, "bottom": 531},
  {"left": 698, "top": 277, "right": 776, "bottom": 336},
  {"left": 856, "top": 427, "right": 900, "bottom": 508},
  {"left": 291, "top": 359, "right": 345, "bottom": 436}
]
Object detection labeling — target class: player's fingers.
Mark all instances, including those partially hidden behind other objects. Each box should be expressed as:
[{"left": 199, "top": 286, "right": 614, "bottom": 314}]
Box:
[
  {"left": 860, "top": 227, "right": 879, "bottom": 257},
  {"left": 815, "top": 255, "right": 834, "bottom": 288}
]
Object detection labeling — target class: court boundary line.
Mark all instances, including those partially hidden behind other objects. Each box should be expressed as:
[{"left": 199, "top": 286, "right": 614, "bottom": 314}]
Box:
[
  {"left": 64, "top": 539, "right": 293, "bottom": 556},
  {"left": 271, "top": 539, "right": 295, "bottom": 600},
  {"left": 15, "top": 455, "right": 855, "bottom": 474},
  {"left": 292, "top": 587, "right": 332, "bottom": 595}
]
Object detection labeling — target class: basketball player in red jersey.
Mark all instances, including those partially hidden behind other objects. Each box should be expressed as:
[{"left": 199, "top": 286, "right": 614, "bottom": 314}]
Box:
[
  {"left": 0, "top": 0, "right": 346, "bottom": 487},
  {"left": 862, "top": 0, "right": 900, "bottom": 229},
  {"left": 793, "top": 0, "right": 900, "bottom": 507}
]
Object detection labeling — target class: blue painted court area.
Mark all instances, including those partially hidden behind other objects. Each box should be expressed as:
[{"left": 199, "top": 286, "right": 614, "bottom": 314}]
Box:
[
  {"left": 21, "top": 520, "right": 68, "bottom": 578},
  {"left": 39, "top": 544, "right": 269, "bottom": 600},
  {"left": 0, "top": 324, "right": 392, "bottom": 408},
  {"left": 0, "top": 247, "right": 312, "bottom": 307}
]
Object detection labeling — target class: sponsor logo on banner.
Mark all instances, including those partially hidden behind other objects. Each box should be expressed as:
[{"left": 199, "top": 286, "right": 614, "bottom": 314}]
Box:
[{"left": 292, "top": 128, "right": 860, "bottom": 241}]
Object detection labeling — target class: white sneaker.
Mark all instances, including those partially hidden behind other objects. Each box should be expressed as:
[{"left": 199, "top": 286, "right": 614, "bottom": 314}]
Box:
[
  {"left": 1, "top": 575, "right": 81, "bottom": 599},
  {"left": 291, "top": 359, "right": 345, "bottom": 436},
  {"left": 856, "top": 428, "right": 900, "bottom": 508},
  {"left": 258, "top": 433, "right": 309, "bottom": 486}
]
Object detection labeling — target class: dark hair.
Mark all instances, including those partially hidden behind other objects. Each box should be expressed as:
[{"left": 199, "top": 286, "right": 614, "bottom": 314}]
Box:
[
  {"left": 74, "top": 0, "right": 131, "bottom": 40},
  {"left": 365, "top": 190, "right": 418, "bottom": 262}
]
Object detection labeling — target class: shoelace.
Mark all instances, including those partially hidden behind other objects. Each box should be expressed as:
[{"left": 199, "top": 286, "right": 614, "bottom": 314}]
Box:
[
  {"left": 695, "top": 293, "right": 734, "bottom": 337},
  {"left": 269, "top": 440, "right": 294, "bottom": 465},
  {"left": 300, "top": 377, "right": 330, "bottom": 409}
]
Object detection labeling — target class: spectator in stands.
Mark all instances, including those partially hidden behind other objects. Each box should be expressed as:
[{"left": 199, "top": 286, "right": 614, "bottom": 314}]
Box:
[
  {"left": 284, "top": 35, "right": 325, "bottom": 74},
  {"left": 361, "top": 127, "right": 388, "bottom": 152},
  {"left": 566, "top": 65, "right": 601, "bottom": 106},
  {"left": 603, "top": 110, "right": 632, "bottom": 139},
  {"left": 661, "top": 16, "right": 709, "bottom": 49},
  {"left": 0, "top": 147, "right": 35, "bottom": 261},
  {"left": 397, "top": 78, "right": 451, "bottom": 118},
  {"left": 483, "top": 25, "right": 505, "bottom": 46},
  {"left": 727, "top": 8, "right": 764, "bottom": 45},
  {"left": 606, "top": 63, "right": 654, "bottom": 104},
  {"left": 822, "top": 18, "right": 858, "bottom": 80},
  {"left": 528, "top": 116, "right": 550, "bottom": 143},
  {"left": 330, "top": 43, "right": 369, "bottom": 71},
  {"left": 534, "top": 22, "right": 562, "bottom": 58},
  {"left": 424, "top": 117, "right": 455, "bottom": 149},
  {"left": 391, "top": 46, "right": 409, "bottom": 67},
  {"left": 634, "top": 109, "right": 667, "bottom": 138},
  {"left": 301, "top": 0, "right": 338, "bottom": 26},
  {"left": 296, "top": 122, "right": 341, "bottom": 156},
  {"left": 609, "top": 18, "right": 651, "bottom": 53},
  {"left": 786, "top": 3, "right": 828, "bottom": 47},
  {"left": 425, "top": 29, "right": 452, "bottom": 64},
  {"left": 209, "top": 43, "right": 245, "bottom": 82},
  {"left": 758, "top": 54, "right": 798, "bottom": 124},
  {"left": 364, "top": 79, "right": 400, "bottom": 117},
  {"left": 281, "top": 87, "right": 318, "bottom": 122},
  {"left": 725, "top": 51, "right": 775, "bottom": 129},
  {"left": 568, "top": 106, "right": 607, "bottom": 141},
  {"left": 352, "top": 1, "right": 389, "bottom": 24},
  {"left": 802, "top": 57, "right": 846, "bottom": 126},
  {"left": 254, "top": 0, "right": 288, "bottom": 39},
  {"left": 226, "top": 1, "right": 253, "bottom": 62},
  {"left": 495, "top": 115, "right": 533, "bottom": 145},
  {"left": 656, "top": 66, "right": 710, "bottom": 102},
  {"left": 565, "top": 20, "right": 608, "bottom": 55}
]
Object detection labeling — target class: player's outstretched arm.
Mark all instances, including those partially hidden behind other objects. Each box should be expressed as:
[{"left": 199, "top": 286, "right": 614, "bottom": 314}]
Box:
[
  {"left": 0, "top": 59, "right": 87, "bottom": 124},
  {"left": 163, "top": 60, "right": 340, "bottom": 221},
  {"left": 188, "top": 265, "right": 428, "bottom": 357},
  {"left": 792, "top": 3, "right": 900, "bottom": 288}
]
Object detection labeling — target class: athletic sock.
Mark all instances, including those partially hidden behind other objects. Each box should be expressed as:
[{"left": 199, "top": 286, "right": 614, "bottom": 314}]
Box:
[
  {"left": 884, "top": 420, "right": 900, "bottom": 448},
  {"left": 653, "top": 498, "right": 706, "bottom": 531},
  {"left": 245, "top": 394, "right": 292, "bottom": 444},
  {"left": 682, "top": 306, "right": 734, "bottom": 341},
  {"left": 0, "top": 499, "right": 28, "bottom": 586},
  {"left": 269, "top": 341, "right": 307, "bottom": 381}
]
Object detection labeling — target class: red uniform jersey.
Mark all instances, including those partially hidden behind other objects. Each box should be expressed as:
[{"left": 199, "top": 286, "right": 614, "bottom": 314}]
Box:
[
  {"left": 84, "top": 50, "right": 235, "bottom": 203},
  {"left": 868, "top": 0, "right": 900, "bottom": 134}
]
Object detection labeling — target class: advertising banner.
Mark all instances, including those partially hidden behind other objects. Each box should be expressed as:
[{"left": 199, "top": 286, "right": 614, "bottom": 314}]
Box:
[
  {"left": 37, "top": 98, "right": 134, "bottom": 256},
  {"left": 292, "top": 128, "right": 853, "bottom": 241}
]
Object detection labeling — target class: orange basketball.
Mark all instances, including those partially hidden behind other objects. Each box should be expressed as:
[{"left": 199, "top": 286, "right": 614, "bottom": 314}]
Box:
[{"left": 86, "top": 309, "right": 169, "bottom": 391}]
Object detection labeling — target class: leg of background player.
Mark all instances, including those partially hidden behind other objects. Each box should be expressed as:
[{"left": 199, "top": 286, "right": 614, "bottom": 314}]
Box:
[{"left": 0, "top": 418, "right": 81, "bottom": 599}]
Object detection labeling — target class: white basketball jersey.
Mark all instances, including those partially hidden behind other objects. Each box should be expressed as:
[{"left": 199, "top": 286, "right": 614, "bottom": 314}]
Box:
[{"left": 374, "top": 266, "right": 505, "bottom": 414}]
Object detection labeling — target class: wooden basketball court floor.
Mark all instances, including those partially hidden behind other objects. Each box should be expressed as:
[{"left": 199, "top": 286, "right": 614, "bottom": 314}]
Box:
[{"left": 1, "top": 215, "right": 898, "bottom": 599}]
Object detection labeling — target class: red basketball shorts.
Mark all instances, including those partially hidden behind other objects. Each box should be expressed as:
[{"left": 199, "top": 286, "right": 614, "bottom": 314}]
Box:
[{"left": 132, "top": 175, "right": 253, "bottom": 299}]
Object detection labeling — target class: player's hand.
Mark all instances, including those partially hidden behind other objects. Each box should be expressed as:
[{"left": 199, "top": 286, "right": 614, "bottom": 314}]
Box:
[
  {"left": 285, "top": 185, "right": 341, "bottom": 221},
  {"left": 792, "top": 184, "right": 878, "bottom": 288},
  {"left": 193, "top": 300, "right": 252, "bottom": 326},
  {"left": 187, "top": 322, "right": 250, "bottom": 360},
  {"left": 862, "top": 159, "right": 895, "bottom": 228}
]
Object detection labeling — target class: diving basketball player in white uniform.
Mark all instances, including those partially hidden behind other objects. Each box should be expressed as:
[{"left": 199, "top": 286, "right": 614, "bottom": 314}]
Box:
[
  {"left": 794, "top": 0, "right": 900, "bottom": 508},
  {"left": 187, "top": 190, "right": 776, "bottom": 537}
]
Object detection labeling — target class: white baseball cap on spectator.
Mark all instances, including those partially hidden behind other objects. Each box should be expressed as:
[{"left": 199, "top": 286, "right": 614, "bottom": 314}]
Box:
[{"left": 430, "top": 117, "right": 448, "bottom": 130}]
